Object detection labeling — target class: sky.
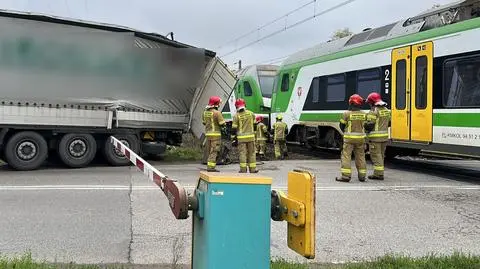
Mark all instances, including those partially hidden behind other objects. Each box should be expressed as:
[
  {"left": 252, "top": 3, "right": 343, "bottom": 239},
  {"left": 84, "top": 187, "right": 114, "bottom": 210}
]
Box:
[{"left": 0, "top": 0, "right": 456, "bottom": 70}]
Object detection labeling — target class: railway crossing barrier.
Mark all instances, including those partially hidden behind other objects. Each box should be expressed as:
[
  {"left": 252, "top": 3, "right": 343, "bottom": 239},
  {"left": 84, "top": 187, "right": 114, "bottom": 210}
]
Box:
[{"left": 109, "top": 135, "right": 316, "bottom": 268}]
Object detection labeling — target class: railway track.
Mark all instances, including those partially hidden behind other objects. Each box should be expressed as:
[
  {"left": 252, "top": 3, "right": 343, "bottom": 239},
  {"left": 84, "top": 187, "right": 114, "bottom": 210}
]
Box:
[
  {"left": 387, "top": 157, "right": 480, "bottom": 182},
  {"left": 285, "top": 141, "right": 340, "bottom": 159}
]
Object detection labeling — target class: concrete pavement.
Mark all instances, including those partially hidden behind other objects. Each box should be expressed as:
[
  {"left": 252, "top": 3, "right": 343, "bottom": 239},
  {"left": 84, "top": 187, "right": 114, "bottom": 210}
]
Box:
[{"left": 0, "top": 159, "right": 479, "bottom": 265}]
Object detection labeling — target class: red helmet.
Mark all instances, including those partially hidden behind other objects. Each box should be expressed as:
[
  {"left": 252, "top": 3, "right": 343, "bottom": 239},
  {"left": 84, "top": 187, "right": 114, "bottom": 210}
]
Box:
[
  {"left": 208, "top": 96, "right": 221, "bottom": 107},
  {"left": 235, "top": 98, "right": 246, "bottom": 109},
  {"left": 366, "top": 92, "right": 382, "bottom": 105},
  {"left": 349, "top": 94, "right": 364, "bottom": 106},
  {"left": 255, "top": 115, "right": 263, "bottom": 123}
]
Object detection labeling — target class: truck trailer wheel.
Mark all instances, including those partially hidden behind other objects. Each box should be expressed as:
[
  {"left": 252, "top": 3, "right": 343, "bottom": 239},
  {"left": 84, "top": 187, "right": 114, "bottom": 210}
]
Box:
[
  {"left": 103, "top": 134, "right": 138, "bottom": 166},
  {"left": 57, "top": 133, "right": 97, "bottom": 168},
  {"left": 4, "top": 131, "right": 48, "bottom": 171}
]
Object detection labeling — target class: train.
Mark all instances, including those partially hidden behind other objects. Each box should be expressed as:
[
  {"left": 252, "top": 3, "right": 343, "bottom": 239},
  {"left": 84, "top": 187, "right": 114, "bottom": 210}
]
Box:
[
  {"left": 223, "top": 0, "right": 480, "bottom": 159},
  {"left": 222, "top": 64, "right": 279, "bottom": 126}
]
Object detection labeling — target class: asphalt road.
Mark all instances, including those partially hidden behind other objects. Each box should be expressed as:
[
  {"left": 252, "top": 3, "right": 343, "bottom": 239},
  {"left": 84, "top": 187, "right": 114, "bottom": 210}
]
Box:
[{"left": 0, "top": 159, "right": 479, "bottom": 266}]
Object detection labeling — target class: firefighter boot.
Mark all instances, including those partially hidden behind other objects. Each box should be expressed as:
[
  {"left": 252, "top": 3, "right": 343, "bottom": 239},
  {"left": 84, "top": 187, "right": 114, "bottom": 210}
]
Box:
[
  {"left": 335, "top": 176, "right": 351, "bottom": 182},
  {"left": 368, "top": 175, "right": 384, "bottom": 180}
]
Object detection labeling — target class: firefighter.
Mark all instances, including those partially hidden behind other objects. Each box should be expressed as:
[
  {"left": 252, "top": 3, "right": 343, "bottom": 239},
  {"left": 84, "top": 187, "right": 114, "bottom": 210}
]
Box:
[
  {"left": 202, "top": 96, "right": 226, "bottom": 172},
  {"left": 231, "top": 98, "right": 258, "bottom": 173},
  {"left": 272, "top": 114, "right": 288, "bottom": 160},
  {"left": 255, "top": 115, "right": 268, "bottom": 159},
  {"left": 336, "top": 94, "right": 367, "bottom": 182},
  {"left": 365, "top": 92, "right": 391, "bottom": 180}
]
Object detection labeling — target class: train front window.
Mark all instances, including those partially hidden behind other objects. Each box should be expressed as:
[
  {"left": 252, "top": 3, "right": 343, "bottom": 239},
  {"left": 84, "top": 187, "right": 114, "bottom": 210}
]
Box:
[
  {"left": 222, "top": 99, "right": 230, "bottom": 112},
  {"left": 395, "top": 60, "right": 407, "bottom": 110},
  {"left": 415, "top": 56, "right": 428, "bottom": 109},
  {"left": 258, "top": 75, "right": 275, "bottom": 98},
  {"left": 443, "top": 55, "right": 480, "bottom": 107}
]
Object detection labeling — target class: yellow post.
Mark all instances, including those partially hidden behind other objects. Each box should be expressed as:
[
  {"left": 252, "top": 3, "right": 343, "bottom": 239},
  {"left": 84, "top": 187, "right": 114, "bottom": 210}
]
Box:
[{"left": 271, "top": 169, "right": 316, "bottom": 259}]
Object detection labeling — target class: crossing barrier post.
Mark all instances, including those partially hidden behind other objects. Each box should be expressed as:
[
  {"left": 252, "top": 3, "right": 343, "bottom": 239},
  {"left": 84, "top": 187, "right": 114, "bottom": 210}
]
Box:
[{"left": 109, "top": 136, "right": 316, "bottom": 269}]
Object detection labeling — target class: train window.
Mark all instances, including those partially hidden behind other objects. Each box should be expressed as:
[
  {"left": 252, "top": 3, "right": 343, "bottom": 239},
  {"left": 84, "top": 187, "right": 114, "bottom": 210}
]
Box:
[
  {"left": 243, "top": 81, "right": 253, "bottom": 96},
  {"left": 258, "top": 75, "right": 275, "bottom": 98},
  {"left": 281, "top": 73, "right": 289, "bottom": 92},
  {"left": 311, "top": 77, "right": 320, "bottom": 103},
  {"left": 326, "top": 74, "right": 346, "bottom": 102},
  {"left": 395, "top": 60, "right": 407, "bottom": 110},
  {"left": 222, "top": 99, "right": 230, "bottom": 112},
  {"left": 357, "top": 68, "right": 381, "bottom": 98},
  {"left": 443, "top": 55, "right": 480, "bottom": 107},
  {"left": 272, "top": 75, "right": 279, "bottom": 94},
  {"left": 415, "top": 56, "right": 428, "bottom": 109}
]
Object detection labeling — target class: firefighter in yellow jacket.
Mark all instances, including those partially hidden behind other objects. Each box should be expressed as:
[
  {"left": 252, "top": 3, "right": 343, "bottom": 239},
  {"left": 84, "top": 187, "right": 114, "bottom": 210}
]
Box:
[
  {"left": 272, "top": 114, "right": 288, "bottom": 160},
  {"left": 202, "top": 96, "right": 226, "bottom": 172},
  {"left": 255, "top": 115, "right": 268, "bottom": 159},
  {"left": 365, "top": 92, "right": 391, "bottom": 180},
  {"left": 336, "top": 94, "right": 367, "bottom": 182},
  {"left": 231, "top": 98, "right": 258, "bottom": 173}
]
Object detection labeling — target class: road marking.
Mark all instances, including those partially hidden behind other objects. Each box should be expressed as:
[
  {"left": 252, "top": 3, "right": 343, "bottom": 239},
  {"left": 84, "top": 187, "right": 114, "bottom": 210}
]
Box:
[{"left": 0, "top": 184, "right": 479, "bottom": 191}]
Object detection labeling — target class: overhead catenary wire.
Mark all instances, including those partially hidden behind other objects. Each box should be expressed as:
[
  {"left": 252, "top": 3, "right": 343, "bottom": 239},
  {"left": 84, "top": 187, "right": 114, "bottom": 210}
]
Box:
[
  {"left": 219, "top": 0, "right": 358, "bottom": 58},
  {"left": 215, "top": 0, "right": 316, "bottom": 50}
]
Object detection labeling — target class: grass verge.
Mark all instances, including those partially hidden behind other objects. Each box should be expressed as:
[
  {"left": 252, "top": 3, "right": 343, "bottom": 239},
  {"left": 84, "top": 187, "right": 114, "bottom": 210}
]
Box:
[
  {"left": 160, "top": 133, "right": 203, "bottom": 163},
  {"left": 2, "top": 252, "right": 479, "bottom": 269},
  {"left": 162, "top": 146, "right": 203, "bottom": 162}
]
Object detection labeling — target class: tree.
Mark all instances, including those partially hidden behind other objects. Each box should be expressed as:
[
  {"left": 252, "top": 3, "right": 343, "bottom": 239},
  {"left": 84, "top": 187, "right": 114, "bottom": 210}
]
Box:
[{"left": 331, "top": 27, "right": 353, "bottom": 40}]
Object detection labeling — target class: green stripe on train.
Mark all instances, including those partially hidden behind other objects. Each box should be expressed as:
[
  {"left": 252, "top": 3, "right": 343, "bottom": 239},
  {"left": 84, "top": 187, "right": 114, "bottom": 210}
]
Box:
[
  {"left": 299, "top": 113, "right": 341, "bottom": 122},
  {"left": 299, "top": 112, "right": 480, "bottom": 127},
  {"left": 433, "top": 113, "right": 480, "bottom": 127},
  {"left": 222, "top": 113, "right": 232, "bottom": 120}
]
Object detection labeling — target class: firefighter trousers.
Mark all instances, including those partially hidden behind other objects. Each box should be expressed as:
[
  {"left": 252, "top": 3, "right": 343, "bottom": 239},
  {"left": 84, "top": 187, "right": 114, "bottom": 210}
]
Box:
[
  {"left": 256, "top": 140, "right": 266, "bottom": 155},
  {"left": 238, "top": 141, "right": 256, "bottom": 173},
  {"left": 274, "top": 139, "right": 287, "bottom": 159},
  {"left": 369, "top": 141, "right": 388, "bottom": 176},
  {"left": 206, "top": 138, "right": 221, "bottom": 170},
  {"left": 341, "top": 140, "right": 367, "bottom": 180}
]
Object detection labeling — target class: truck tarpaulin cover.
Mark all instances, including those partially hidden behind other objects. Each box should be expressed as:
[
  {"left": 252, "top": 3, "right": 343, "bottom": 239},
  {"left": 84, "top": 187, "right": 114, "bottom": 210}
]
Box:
[{"left": 0, "top": 16, "right": 206, "bottom": 114}]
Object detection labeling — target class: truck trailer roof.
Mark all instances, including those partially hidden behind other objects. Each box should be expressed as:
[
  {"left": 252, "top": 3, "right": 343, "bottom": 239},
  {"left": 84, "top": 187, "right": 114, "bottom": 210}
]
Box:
[{"left": 0, "top": 8, "right": 216, "bottom": 58}]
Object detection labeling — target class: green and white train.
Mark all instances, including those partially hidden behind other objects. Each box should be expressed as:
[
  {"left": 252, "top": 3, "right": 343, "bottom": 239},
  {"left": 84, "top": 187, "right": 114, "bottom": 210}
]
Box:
[
  {"left": 226, "top": 0, "right": 480, "bottom": 158},
  {"left": 222, "top": 64, "right": 278, "bottom": 126},
  {"left": 270, "top": 0, "right": 480, "bottom": 157}
]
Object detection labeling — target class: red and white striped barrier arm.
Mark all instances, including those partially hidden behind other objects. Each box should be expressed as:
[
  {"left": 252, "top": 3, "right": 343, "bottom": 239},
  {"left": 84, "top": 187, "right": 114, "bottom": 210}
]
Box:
[{"left": 109, "top": 136, "right": 190, "bottom": 219}]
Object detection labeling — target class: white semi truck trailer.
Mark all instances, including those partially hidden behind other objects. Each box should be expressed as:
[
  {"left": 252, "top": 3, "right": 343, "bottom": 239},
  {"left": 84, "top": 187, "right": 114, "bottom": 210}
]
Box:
[{"left": 0, "top": 10, "right": 236, "bottom": 171}]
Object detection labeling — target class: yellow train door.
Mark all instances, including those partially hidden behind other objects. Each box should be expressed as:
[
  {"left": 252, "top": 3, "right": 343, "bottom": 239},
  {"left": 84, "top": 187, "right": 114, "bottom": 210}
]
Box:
[
  {"left": 391, "top": 41, "right": 433, "bottom": 143},
  {"left": 411, "top": 42, "right": 433, "bottom": 142},
  {"left": 391, "top": 46, "right": 411, "bottom": 140}
]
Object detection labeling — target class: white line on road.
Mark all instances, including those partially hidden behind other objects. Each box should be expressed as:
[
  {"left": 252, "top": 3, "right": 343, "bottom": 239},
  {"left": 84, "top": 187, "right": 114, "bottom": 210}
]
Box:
[{"left": 0, "top": 184, "right": 478, "bottom": 191}]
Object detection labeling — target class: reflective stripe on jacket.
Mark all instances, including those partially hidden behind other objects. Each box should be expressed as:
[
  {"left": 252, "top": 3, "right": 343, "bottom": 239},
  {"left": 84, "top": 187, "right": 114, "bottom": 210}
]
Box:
[
  {"left": 340, "top": 110, "right": 367, "bottom": 142},
  {"left": 255, "top": 122, "right": 268, "bottom": 141},
  {"left": 366, "top": 106, "right": 391, "bottom": 142},
  {"left": 203, "top": 109, "right": 225, "bottom": 139},
  {"left": 273, "top": 122, "right": 288, "bottom": 141},
  {"left": 232, "top": 109, "right": 255, "bottom": 142}
]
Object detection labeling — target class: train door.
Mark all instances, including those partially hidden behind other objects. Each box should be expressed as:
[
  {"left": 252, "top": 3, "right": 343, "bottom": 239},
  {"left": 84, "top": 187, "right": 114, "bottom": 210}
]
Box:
[{"left": 391, "top": 41, "right": 433, "bottom": 143}]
